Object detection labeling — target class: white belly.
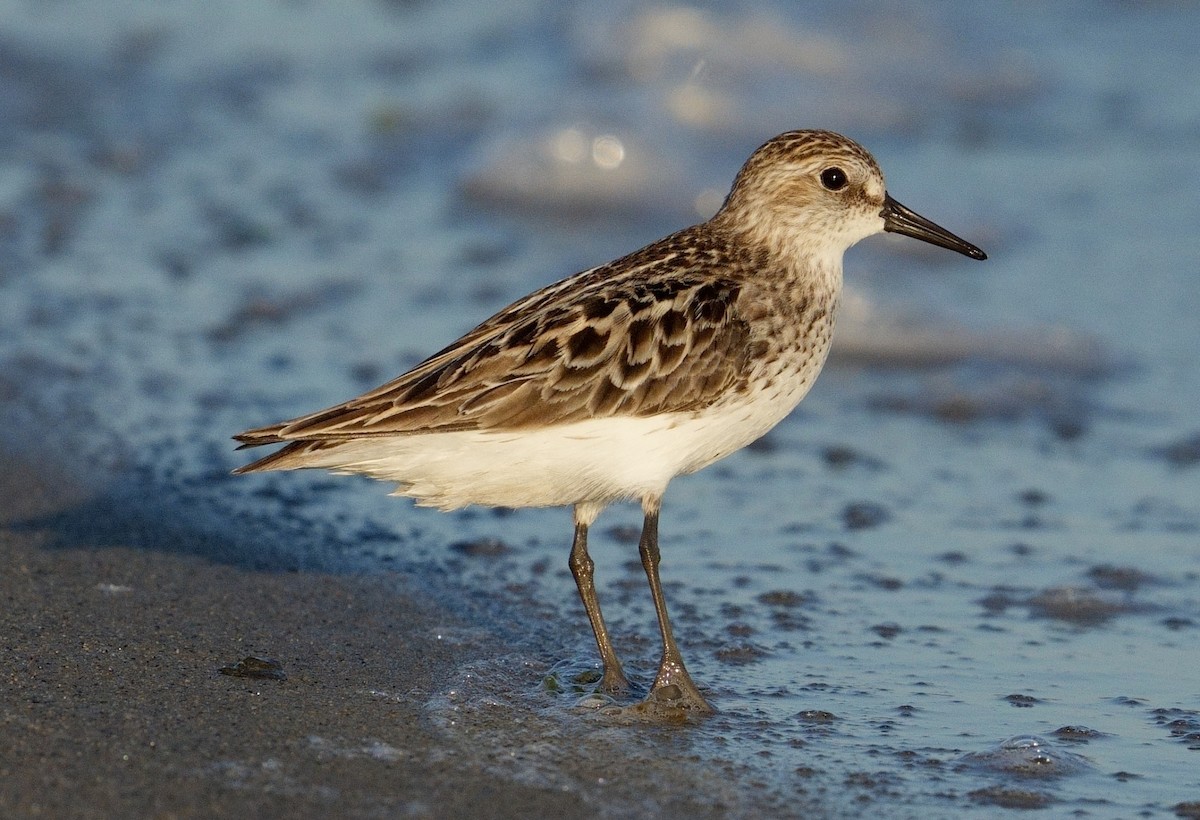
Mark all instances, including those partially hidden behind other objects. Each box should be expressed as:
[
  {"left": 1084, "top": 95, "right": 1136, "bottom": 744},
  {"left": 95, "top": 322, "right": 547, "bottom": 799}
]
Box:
[{"left": 295, "top": 375, "right": 814, "bottom": 510}]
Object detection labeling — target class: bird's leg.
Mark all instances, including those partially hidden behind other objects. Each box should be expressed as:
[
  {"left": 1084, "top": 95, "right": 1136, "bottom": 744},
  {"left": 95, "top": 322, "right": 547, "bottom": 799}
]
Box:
[
  {"left": 569, "top": 505, "right": 630, "bottom": 694},
  {"left": 638, "top": 498, "right": 714, "bottom": 712}
]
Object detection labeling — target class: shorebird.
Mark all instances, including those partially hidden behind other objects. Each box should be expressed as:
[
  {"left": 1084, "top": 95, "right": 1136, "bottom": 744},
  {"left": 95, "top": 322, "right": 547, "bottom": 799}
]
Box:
[{"left": 234, "top": 130, "right": 986, "bottom": 713}]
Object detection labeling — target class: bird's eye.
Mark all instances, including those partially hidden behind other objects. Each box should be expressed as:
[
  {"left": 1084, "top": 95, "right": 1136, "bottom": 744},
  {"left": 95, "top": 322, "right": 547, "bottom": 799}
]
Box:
[{"left": 820, "top": 167, "right": 848, "bottom": 191}]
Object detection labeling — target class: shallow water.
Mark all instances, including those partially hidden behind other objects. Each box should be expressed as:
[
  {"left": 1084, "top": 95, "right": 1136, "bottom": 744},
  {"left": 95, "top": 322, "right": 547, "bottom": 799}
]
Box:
[{"left": 2, "top": 0, "right": 1199, "bottom": 815}]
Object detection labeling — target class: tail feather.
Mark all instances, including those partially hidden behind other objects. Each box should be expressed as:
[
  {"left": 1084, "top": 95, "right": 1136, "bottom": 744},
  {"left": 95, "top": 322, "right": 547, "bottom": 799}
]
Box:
[
  {"left": 232, "top": 415, "right": 425, "bottom": 475},
  {"left": 231, "top": 438, "right": 341, "bottom": 474},
  {"left": 231, "top": 422, "right": 304, "bottom": 474}
]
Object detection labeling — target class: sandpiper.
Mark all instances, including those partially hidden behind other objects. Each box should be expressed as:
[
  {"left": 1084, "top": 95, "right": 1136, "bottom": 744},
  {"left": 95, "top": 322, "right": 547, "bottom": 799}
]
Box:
[{"left": 234, "top": 130, "right": 985, "bottom": 713}]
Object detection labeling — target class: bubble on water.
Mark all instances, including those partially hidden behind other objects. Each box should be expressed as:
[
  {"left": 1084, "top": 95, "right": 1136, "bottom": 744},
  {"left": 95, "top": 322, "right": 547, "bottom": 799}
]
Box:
[{"left": 958, "top": 735, "right": 1092, "bottom": 780}]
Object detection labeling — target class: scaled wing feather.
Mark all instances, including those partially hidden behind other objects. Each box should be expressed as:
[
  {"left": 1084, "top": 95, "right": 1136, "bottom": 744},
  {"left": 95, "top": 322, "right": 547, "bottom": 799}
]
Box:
[{"left": 234, "top": 227, "right": 757, "bottom": 448}]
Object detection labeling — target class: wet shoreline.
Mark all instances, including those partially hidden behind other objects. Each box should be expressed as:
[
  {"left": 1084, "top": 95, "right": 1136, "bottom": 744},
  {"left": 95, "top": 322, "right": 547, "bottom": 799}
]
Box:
[{"left": 1, "top": 446, "right": 823, "bottom": 818}]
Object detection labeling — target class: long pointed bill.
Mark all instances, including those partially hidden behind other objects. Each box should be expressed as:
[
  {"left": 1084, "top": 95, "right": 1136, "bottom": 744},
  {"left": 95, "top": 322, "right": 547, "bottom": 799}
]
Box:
[{"left": 881, "top": 194, "right": 987, "bottom": 260}]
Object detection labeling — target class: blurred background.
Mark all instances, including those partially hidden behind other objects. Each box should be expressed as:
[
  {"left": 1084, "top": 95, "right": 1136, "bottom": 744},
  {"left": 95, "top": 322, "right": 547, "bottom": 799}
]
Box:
[{"left": 1, "top": 1, "right": 1198, "bottom": 815}]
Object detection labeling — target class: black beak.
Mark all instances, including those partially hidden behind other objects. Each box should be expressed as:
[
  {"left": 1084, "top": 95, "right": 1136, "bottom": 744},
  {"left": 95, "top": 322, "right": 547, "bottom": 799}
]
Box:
[{"left": 881, "top": 194, "right": 987, "bottom": 260}]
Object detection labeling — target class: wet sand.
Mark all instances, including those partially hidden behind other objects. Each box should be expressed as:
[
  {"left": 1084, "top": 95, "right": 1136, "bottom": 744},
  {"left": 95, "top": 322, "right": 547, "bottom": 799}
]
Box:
[
  {"left": 0, "top": 448, "right": 815, "bottom": 819},
  {"left": 0, "top": 451, "right": 573, "bottom": 818}
]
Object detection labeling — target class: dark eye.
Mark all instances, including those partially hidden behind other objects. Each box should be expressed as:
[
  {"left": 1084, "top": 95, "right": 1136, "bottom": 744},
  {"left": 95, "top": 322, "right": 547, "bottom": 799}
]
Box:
[{"left": 820, "top": 167, "right": 848, "bottom": 191}]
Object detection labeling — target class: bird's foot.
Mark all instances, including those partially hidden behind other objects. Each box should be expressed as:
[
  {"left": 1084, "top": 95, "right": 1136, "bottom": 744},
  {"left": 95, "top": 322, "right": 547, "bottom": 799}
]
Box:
[
  {"left": 646, "top": 658, "right": 714, "bottom": 713},
  {"left": 598, "top": 665, "right": 632, "bottom": 696}
]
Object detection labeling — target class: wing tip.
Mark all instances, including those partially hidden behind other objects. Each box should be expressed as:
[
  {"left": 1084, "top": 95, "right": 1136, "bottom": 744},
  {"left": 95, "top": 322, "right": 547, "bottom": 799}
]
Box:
[
  {"left": 231, "top": 439, "right": 309, "bottom": 474},
  {"left": 231, "top": 423, "right": 294, "bottom": 474}
]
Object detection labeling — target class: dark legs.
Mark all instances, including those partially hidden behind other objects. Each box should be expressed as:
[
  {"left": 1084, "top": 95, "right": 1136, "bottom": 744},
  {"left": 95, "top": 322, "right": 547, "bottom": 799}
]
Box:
[
  {"left": 569, "top": 504, "right": 630, "bottom": 693},
  {"left": 638, "top": 497, "right": 713, "bottom": 712},
  {"left": 568, "top": 498, "right": 712, "bottom": 712}
]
